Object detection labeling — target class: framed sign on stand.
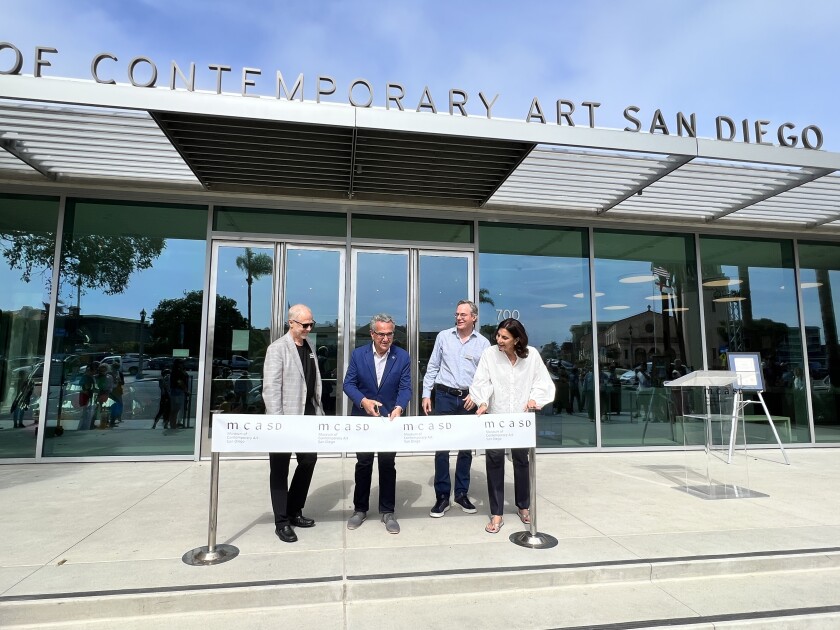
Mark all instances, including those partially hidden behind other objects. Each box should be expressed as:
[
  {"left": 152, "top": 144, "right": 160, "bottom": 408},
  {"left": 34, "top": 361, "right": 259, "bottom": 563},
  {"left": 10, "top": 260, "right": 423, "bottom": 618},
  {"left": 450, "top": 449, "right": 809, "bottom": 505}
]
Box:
[{"left": 727, "top": 352, "right": 790, "bottom": 465}]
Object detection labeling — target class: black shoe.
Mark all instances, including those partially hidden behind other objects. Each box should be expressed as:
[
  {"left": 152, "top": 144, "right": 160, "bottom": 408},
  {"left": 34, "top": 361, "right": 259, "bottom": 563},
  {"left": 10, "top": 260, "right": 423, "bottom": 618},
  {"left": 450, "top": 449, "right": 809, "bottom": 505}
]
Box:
[
  {"left": 454, "top": 495, "right": 477, "bottom": 513},
  {"left": 289, "top": 514, "right": 315, "bottom": 528},
  {"left": 275, "top": 525, "right": 298, "bottom": 543},
  {"left": 430, "top": 496, "right": 450, "bottom": 518}
]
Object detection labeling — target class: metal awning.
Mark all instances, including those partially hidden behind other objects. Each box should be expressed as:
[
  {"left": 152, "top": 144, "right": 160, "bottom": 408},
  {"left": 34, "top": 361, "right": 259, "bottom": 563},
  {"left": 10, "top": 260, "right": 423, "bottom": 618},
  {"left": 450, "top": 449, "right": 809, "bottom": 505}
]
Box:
[
  {"left": 1, "top": 75, "right": 839, "bottom": 234},
  {"left": 486, "top": 146, "right": 840, "bottom": 228},
  {"left": 151, "top": 111, "right": 533, "bottom": 204},
  {"left": 0, "top": 100, "right": 201, "bottom": 186}
]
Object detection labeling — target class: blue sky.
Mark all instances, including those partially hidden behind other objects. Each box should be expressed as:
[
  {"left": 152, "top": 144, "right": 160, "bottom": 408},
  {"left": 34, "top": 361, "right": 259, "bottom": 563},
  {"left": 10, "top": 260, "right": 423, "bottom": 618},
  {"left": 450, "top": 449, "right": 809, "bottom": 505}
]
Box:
[{"left": 4, "top": 0, "right": 840, "bottom": 148}]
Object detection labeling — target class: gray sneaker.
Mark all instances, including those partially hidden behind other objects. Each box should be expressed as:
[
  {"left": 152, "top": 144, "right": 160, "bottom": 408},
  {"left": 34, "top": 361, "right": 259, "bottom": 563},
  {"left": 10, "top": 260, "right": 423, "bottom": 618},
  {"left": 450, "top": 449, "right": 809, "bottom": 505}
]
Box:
[
  {"left": 347, "top": 511, "right": 367, "bottom": 530},
  {"left": 381, "top": 512, "right": 400, "bottom": 534}
]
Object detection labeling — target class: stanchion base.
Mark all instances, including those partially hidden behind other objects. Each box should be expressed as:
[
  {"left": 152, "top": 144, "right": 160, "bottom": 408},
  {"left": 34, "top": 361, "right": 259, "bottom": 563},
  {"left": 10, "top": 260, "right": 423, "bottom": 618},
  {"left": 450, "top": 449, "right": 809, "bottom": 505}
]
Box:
[
  {"left": 182, "top": 544, "right": 239, "bottom": 566},
  {"left": 509, "top": 530, "right": 558, "bottom": 549}
]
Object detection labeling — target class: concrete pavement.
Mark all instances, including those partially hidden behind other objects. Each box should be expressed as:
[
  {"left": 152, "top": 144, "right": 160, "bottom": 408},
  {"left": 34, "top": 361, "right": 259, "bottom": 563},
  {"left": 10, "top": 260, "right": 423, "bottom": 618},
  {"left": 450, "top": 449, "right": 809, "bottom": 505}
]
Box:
[{"left": 1, "top": 447, "right": 840, "bottom": 628}]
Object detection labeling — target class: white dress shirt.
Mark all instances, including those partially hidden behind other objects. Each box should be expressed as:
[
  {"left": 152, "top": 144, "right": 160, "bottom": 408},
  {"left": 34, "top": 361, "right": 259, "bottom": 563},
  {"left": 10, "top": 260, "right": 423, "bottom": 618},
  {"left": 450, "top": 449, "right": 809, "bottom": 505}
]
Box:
[
  {"left": 469, "top": 345, "right": 556, "bottom": 413},
  {"left": 373, "top": 344, "right": 389, "bottom": 386}
]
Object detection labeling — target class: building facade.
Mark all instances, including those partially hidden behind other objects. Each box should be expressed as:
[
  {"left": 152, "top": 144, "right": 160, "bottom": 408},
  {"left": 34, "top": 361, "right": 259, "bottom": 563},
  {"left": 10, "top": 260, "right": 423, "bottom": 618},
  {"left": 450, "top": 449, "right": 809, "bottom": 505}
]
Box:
[{"left": 1, "top": 75, "right": 839, "bottom": 462}]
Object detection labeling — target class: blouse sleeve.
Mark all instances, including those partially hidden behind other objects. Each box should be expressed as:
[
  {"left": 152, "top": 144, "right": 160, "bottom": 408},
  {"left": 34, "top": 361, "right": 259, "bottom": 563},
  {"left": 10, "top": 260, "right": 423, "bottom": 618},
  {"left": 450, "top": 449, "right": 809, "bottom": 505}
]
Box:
[
  {"left": 528, "top": 350, "right": 556, "bottom": 409},
  {"left": 469, "top": 348, "right": 494, "bottom": 408}
]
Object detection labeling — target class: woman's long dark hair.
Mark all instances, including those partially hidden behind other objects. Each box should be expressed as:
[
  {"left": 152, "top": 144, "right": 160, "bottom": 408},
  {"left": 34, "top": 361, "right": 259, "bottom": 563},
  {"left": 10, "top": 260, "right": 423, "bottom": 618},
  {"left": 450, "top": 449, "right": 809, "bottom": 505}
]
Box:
[{"left": 497, "top": 318, "right": 529, "bottom": 358}]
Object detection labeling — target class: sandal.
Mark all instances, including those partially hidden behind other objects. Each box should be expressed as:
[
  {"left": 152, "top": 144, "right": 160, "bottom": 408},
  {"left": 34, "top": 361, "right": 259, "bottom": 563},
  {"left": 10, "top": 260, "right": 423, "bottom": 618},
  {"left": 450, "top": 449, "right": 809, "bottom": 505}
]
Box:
[
  {"left": 485, "top": 516, "right": 504, "bottom": 534},
  {"left": 517, "top": 509, "right": 531, "bottom": 524}
]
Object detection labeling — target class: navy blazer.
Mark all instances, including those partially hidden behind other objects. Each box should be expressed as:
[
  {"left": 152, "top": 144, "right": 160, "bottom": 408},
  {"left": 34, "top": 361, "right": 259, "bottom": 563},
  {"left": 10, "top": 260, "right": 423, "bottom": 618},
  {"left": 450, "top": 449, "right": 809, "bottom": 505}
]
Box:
[{"left": 343, "top": 343, "right": 412, "bottom": 417}]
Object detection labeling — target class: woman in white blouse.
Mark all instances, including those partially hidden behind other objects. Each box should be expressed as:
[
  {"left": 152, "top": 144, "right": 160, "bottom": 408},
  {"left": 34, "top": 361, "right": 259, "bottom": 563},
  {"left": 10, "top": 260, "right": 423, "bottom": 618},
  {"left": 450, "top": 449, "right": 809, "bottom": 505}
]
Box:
[{"left": 470, "top": 318, "right": 555, "bottom": 534}]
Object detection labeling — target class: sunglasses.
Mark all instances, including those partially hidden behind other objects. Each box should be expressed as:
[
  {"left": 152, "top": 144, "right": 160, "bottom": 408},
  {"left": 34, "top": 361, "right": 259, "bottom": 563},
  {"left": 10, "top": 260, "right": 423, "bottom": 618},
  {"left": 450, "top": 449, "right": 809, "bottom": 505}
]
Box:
[{"left": 291, "top": 320, "right": 316, "bottom": 330}]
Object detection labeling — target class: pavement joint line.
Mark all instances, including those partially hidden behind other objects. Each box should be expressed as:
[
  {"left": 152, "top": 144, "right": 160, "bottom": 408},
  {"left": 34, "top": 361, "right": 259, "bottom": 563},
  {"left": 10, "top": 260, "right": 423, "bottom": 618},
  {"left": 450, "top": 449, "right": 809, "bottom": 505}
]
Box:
[
  {"left": 340, "top": 452, "right": 349, "bottom": 630},
  {"left": 646, "top": 566, "right": 705, "bottom": 621},
  {"left": 534, "top": 495, "right": 592, "bottom": 530},
  {"left": 0, "top": 565, "right": 41, "bottom": 599},
  {"left": 0, "top": 575, "right": 343, "bottom": 602},
  {"left": 546, "top": 604, "right": 840, "bottom": 630},
  {"left": 608, "top": 529, "right": 647, "bottom": 562}
]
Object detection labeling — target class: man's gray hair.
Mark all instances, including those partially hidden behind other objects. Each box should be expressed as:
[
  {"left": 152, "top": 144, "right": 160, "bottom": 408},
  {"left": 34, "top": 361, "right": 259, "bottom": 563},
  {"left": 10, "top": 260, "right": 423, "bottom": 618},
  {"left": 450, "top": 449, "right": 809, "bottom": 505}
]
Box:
[
  {"left": 457, "top": 299, "right": 478, "bottom": 317},
  {"left": 370, "top": 313, "right": 395, "bottom": 327},
  {"left": 288, "top": 304, "right": 311, "bottom": 322}
]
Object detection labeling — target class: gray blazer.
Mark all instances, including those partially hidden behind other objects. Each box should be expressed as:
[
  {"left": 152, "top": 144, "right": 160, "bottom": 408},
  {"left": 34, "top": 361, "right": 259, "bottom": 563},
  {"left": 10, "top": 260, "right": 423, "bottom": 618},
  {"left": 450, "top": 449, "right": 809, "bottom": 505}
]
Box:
[{"left": 262, "top": 332, "right": 324, "bottom": 416}]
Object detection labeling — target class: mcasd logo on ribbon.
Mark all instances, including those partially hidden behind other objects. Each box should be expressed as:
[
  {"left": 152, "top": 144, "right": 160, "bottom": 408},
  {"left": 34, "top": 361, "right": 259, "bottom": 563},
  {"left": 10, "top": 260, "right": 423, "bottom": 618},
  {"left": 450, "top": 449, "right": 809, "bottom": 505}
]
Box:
[{"left": 212, "top": 413, "right": 535, "bottom": 453}]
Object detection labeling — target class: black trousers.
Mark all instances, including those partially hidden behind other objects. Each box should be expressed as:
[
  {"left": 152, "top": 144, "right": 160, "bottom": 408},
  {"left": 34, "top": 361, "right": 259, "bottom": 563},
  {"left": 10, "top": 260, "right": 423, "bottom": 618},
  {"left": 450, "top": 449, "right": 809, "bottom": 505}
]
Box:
[
  {"left": 153, "top": 396, "right": 170, "bottom": 424},
  {"left": 269, "top": 452, "right": 317, "bottom": 527},
  {"left": 353, "top": 452, "right": 396, "bottom": 514},
  {"left": 485, "top": 448, "right": 530, "bottom": 516}
]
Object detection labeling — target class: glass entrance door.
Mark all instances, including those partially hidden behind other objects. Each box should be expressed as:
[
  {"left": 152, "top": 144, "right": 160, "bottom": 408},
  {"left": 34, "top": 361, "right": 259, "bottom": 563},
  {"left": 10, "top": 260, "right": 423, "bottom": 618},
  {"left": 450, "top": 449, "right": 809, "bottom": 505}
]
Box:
[
  {"left": 201, "top": 242, "right": 469, "bottom": 452},
  {"left": 350, "top": 248, "right": 473, "bottom": 416},
  {"left": 284, "top": 246, "right": 345, "bottom": 415},
  {"left": 201, "top": 241, "right": 344, "bottom": 455}
]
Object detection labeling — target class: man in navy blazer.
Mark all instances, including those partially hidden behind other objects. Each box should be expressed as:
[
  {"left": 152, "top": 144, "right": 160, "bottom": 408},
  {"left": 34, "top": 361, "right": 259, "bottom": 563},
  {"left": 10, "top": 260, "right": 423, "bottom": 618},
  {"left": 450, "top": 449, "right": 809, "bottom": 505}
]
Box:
[{"left": 343, "top": 313, "right": 411, "bottom": 534}]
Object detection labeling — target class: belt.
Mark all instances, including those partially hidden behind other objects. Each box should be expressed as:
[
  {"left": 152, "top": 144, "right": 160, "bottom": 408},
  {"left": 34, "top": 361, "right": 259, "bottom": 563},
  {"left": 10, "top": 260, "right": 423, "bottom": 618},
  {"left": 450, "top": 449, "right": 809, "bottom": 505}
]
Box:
[{"left": 435, "top": 383, "right": 467, "bottom": 397}]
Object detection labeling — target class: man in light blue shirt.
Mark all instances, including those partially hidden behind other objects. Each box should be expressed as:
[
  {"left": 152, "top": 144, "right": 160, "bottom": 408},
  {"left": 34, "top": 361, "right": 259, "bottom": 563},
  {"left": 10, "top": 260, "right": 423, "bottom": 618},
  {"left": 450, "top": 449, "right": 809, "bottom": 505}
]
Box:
[{"left": 421, "top": 299, "right": 490, "bottom": 517}]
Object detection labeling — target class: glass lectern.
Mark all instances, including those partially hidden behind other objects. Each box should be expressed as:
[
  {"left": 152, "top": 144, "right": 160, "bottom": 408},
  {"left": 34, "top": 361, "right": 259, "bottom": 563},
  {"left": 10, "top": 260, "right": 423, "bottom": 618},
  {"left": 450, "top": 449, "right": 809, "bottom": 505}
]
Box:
[{"left": 665, "top": 370, "right": 767, "bottom": 499}]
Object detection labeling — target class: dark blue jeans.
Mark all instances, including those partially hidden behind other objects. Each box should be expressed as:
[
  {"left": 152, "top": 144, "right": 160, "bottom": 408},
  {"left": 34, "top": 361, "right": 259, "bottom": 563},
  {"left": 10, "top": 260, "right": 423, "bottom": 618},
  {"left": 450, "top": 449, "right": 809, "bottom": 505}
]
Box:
[{"left": 433, "top": 389, "right": 473, "bottom": 498}]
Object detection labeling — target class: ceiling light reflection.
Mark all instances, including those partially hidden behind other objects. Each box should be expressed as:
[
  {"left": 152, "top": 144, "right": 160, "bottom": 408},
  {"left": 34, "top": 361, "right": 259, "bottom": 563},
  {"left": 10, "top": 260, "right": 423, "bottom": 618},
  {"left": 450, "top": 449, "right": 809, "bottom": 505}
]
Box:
[
  {"left": 702, "top": 278, "right": 743, "bottom": 287},
  {"left": 619, "top": 274, "right": 657, "bottom": 284}
]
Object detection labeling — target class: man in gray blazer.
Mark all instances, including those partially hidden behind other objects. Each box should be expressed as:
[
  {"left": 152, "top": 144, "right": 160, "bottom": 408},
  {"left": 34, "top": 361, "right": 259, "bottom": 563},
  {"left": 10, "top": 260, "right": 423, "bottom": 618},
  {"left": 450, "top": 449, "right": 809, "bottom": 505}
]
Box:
[{"left": 264, "top": 304, "right": 323, "bottom": 543}]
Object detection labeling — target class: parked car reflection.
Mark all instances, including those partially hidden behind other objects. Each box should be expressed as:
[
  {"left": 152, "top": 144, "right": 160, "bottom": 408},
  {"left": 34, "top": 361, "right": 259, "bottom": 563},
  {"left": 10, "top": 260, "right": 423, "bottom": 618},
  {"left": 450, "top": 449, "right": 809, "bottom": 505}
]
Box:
[{"left": 148, "top": 356, "right": 173, "bottom": 371}]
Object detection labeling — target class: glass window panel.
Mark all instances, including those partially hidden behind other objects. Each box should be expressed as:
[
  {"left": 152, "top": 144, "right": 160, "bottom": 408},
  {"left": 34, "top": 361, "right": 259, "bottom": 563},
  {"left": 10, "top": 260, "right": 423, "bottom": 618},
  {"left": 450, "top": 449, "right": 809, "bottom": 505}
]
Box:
[
  {"left": 353, "top": 215, "right": 472, "bottom": 243},
  {"left": 285, "top": 248, "right": 343, "bottom": 415},
  {"left": 797, "top": 241, "right": 840, "bottom": 443},
  {"left": 0, "top": 194, "right": 59, "bottom": 458},
  {"left": 479, "top": 223, "right": 592, "bottom": 447},
  {"left": 42, "top": 199, "right": 208, "bottom": 458},
  {"left": 353, "top": 251, "right": 408, "bottom": 350},
  {"left": 418, "top": 254, "right": 470, "bottom": 405},
  {"left": 207, "top": 245, "right": 273, "bottom": 433},
  {"left": 699, "top": 235, "right": 807, "bottom": 443},
  {"left": 594, "top": 229, "right": 703, "bottom": 447},
  {"left": 215, "top": 206, "right": 345, "bottom": 237}
]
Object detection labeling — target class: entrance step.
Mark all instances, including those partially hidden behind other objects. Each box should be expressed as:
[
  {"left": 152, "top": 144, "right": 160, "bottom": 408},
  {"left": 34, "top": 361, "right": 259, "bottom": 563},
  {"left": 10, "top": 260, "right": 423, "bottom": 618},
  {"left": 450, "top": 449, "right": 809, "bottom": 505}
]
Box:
[{"left": 3, "top": 548, "right": 840, "bottom": 629}]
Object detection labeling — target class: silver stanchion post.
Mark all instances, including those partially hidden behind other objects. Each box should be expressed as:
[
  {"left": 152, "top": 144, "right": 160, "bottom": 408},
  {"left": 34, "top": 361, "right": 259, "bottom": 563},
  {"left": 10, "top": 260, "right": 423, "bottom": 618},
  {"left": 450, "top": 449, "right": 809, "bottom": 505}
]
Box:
[
  {"left": 182, "top": 451, "right": 239, "bottom": 566},
  {"left": 510, "top": 446, "right": 558, "bottom": 549}
]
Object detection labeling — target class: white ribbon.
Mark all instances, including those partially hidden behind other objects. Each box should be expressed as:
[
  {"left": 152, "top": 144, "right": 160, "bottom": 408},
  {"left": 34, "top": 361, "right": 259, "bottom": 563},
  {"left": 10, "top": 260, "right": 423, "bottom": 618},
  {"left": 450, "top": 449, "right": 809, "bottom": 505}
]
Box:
[{"left": 211, "top": 412, "right": 536, "bottom": 453}]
